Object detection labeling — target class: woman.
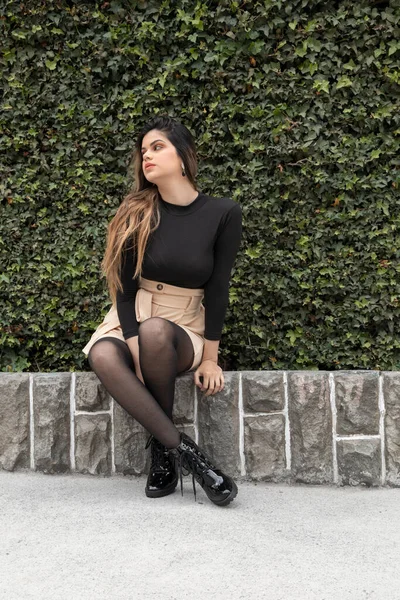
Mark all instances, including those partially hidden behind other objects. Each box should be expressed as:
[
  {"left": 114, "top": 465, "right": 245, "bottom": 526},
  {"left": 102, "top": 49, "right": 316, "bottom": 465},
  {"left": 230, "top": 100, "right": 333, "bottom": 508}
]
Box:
[{"left": 82, "top": 115, "right": 242, "bottom": 507}]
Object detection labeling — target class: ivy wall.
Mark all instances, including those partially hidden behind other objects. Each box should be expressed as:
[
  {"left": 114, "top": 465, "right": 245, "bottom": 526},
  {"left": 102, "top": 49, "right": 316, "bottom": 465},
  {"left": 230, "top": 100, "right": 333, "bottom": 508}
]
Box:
[{"left": 1, "top": 0, "right": 399, "bottom": 372}]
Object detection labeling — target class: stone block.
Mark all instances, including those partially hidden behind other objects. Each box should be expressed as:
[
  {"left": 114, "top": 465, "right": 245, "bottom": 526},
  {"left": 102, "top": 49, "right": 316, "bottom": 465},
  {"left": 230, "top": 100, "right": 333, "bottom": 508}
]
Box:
[
  {"left": 244, "top": 414, "right": 287, "bottom": 481},
  {"left": 113, "top": 401, "right": 150, "bottom": 476},
  {"left": 383, "top": 372, "right": 400, "bottom": 486},
  {"left": 75, "top": 372, "right": 111, "bottom": 411},
  {"left": 242, "top": 371, "right": 285, "bottom": 413},
  {"left": 335, "top": 371, "right": 380, "bottom": 435},
  {"left": 75, "top": 414, "right": 112, "bottom": 475},
  {"left": 32, "top": 373, "right": 71, "bottom": 473},
  {"left": 337, "top": 439, "right": 381, "bottom": 486},
  {"left": 0, "top": 373, "right": 30, "bottom": 471},
  {"left": 197, "top": 372, "right": 240, "bottom": 477},
  {"left": 173, "top": 374, "right": 194, "bottom": 424},
  {"left": 288, "top": 371, "right": 333, "bottom": 483}
]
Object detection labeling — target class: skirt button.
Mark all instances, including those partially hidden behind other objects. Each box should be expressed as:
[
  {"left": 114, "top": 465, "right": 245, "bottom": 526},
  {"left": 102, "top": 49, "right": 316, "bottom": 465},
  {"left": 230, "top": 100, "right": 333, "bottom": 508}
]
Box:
[{"left": 157, "top": 284, "right": 163, "bottom": 290}]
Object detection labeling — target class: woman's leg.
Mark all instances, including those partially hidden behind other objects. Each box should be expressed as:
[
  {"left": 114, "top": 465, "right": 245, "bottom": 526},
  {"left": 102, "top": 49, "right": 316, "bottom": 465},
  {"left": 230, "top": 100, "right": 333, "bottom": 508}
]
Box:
[
  {"left": 138, "top": 317, "right": 194, "bottom": 420},
  {"left": 87, "top": 318, "right": 194, "bottom": 447}
]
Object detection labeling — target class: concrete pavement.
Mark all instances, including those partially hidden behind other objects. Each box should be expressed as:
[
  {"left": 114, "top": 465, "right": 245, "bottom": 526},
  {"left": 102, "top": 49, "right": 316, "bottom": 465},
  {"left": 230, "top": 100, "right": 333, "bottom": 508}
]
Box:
[{"left": 1, "top": 471, "right": 400, "bottom": 600}]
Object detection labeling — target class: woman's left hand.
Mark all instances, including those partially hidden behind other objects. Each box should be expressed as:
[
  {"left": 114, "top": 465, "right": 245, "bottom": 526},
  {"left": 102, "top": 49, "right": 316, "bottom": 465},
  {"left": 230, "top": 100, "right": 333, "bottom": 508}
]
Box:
[{"left": 194, "top": 359, "right": 224, "bottom": 396}]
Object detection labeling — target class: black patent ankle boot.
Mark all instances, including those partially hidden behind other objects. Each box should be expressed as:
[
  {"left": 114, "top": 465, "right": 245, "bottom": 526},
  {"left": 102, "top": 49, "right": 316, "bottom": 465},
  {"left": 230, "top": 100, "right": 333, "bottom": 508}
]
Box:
[
  {"left": 169, "top": 432, "right": 238, "bottom": 506},
  {"left": 144, "top": 434, "right": 178, "bottom": 498}
]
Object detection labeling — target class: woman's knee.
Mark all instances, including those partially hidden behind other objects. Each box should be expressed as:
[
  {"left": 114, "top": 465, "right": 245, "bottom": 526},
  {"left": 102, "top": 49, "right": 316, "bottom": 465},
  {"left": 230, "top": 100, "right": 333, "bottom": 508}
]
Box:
[
  {"left": 138, "top": 317, "right": 174, "bottom": 346},
  {"left": 88, "top": 338, "right": 129, "bottom": 369}
]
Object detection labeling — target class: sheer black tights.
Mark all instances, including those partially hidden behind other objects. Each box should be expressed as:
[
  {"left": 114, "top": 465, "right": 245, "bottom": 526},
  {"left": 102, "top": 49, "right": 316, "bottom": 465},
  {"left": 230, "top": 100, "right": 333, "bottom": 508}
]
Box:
[{"left": 87, "top": 317, "right": 195, "bottom": 449}]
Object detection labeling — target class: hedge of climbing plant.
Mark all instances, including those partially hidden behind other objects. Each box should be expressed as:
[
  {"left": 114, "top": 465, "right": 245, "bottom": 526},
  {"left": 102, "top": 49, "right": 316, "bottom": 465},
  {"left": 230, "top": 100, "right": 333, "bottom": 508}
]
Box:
[{"left": 1, "top": 0, "right": 399, "bottom": 372}]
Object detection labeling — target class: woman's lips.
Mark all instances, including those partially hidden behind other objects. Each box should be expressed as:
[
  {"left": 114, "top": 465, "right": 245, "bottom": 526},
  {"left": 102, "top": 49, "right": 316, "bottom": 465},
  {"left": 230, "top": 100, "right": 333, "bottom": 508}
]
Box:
[{"left": 145, "top": 164, "right": 156, "bottom": 169}]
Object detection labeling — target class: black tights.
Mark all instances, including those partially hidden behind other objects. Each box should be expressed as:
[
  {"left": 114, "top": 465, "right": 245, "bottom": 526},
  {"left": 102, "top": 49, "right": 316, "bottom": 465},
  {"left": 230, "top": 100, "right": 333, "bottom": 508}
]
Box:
[{"left": 87, "top": 317, "right": 195, "bottom": 449}]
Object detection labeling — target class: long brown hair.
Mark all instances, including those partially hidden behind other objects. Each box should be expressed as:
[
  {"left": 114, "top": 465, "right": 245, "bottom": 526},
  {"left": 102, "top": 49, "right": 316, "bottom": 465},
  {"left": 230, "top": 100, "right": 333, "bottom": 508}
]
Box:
[{"left": 101, "top": 115, "right": 198, "bottom": 305}]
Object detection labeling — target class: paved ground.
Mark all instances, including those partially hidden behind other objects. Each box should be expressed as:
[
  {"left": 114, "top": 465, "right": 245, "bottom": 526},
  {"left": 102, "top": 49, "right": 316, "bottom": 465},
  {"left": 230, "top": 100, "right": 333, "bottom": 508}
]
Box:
[{"left": 1, "top": 470, "right": 400, "bottom": 600}]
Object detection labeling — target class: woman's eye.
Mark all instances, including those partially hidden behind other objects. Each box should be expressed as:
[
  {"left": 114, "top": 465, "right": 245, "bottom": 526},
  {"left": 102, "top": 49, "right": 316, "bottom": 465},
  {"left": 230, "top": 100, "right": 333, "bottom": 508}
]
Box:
[{"left": 142, "top": 144, "right": 162, "bottom": 158}]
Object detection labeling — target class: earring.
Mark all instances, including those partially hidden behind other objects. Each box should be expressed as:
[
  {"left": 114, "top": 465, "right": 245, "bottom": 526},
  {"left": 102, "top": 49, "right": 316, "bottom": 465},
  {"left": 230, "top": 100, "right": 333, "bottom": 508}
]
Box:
[{"left": 181, "top": 163, "right": 186, "bottom": 177}]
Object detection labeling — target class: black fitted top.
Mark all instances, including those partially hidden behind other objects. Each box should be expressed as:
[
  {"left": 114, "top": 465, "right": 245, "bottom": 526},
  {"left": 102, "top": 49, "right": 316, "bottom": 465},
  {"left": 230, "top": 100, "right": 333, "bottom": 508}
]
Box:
[{"left": 116, "top": 191, "right": 243, "bottom": 341}]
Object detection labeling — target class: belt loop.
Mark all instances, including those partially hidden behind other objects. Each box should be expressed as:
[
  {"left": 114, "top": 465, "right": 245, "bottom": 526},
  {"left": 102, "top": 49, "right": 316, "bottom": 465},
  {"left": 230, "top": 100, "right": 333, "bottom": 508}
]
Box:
[{"left": 186, "top": 295, "right": 197, "bottom": 310}]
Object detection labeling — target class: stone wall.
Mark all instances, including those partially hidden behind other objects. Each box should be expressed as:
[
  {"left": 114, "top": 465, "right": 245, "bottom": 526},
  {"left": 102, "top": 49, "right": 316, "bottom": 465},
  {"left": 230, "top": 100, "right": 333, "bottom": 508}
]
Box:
[{"left": 1, "top": 371, "right": 400, "bottom": 487}]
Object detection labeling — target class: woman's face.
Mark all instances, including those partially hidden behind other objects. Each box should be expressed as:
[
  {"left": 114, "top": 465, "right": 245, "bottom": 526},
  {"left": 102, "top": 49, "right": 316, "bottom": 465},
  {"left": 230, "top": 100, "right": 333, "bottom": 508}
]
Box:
[{"left": 141, "top": 129, "right": 181, "bottom": 181}]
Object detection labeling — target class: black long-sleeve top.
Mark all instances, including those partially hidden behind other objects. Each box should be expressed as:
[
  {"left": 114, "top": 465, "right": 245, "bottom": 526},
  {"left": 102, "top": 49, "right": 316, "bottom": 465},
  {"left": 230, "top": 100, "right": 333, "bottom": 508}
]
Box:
[{"left": 116, "top": 191, "right": 242, "bottom": 341}]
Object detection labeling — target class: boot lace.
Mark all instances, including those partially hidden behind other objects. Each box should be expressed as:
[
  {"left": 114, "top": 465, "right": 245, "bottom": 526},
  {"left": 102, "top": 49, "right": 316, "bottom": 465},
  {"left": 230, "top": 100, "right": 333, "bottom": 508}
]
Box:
[{"left": 174, "top": 439, "right": 217, "bottom": 503}]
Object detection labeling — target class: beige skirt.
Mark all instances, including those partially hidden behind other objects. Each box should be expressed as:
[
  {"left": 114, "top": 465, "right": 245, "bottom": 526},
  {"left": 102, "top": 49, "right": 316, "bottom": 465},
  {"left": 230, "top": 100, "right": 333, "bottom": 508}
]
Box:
[{"left": 82, "top": 276, "right": 206, "bottom": 372}]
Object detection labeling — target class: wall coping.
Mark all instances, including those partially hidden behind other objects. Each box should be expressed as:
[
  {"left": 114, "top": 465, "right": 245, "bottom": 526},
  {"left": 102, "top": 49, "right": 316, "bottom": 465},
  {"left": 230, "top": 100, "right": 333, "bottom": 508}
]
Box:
[{"left": 1, "top": 370, "right": 399, "bottom": 487}]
